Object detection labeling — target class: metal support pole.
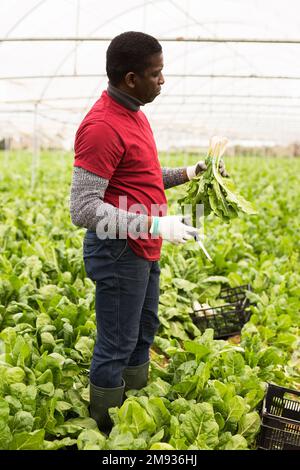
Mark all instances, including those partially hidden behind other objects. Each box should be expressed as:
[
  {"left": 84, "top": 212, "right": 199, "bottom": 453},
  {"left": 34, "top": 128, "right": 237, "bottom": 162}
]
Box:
[
  {"left": 4, "top": 136, "right": 10, "bottom": 167},
  {"left": 31, "top": 103, "right": 40, "bottom": 191}
]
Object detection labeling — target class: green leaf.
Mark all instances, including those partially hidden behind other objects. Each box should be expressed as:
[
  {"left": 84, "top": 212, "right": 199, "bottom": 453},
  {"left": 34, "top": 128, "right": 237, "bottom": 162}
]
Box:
[
  {"left": 9, "top": 429, "right": 45, "bottom": 450},
  {"left": 0, "top": 398, "right": 10, "bottom": 424},
  {"left": 159, "top": 291, "right": 177, "bottom": 307},
  {"left": 169, "top": 398, "right": 194, "bottom": 416},
  {"left": 173, "top": 278, "right": 197, "bottom": 292},
  {"left": 180, "top": 402, "right": 219, "bottom": 449},
  {"left": 130, "top": 378, "right": 171, "bottom": 398},
  {"left": 37, "top": 382, "right": 55, "bottom": 397},
  {"left": 137, "top": 396, "right": 171, "bottom": 428},
  {"left": 8, "top": 384, "right": 37, "bottom": 415},
  {"left": 77, "top": 429, "right": 106, "bottom": 450},
  {"left": 198, "top": 284, "right": 221, "bottom": 302},
  {"left": 54, "top": 417, "right": 98, "bottom": 436},
  {"left": 106, "top": 428, "right": 147, "bottom": 450},
  {"left": 148, "top": 429, "right": 165, "bottom": 446},
  {"left": 202, "top": 276, "right": 230, "bottom": 284},
  {"left": 227, "top": 434, "right": 248, "bottom": 450},
  {"left": 74, "top": 336, "right": 94, "bottom": 361},
  {"left": 273, "top": 333, "right": 297, "bottom": 349},
  {"left": 183, "top": 341, "right": 211, "bottom": 360},
  {"left": 169, "top": 321, "right": 190, "bottom": 341},
  {"left": 5, "top": 367, "right": 25, "bottom": 384},
  {"left": 10, "top": 411, "right": 34, "bottom": 434},
  {"left": 150, "top": 442, "right": 175, "bottom": 450},
  {"left": 218, "top": 432, "right": 248, "bottom": 450},
  {"left": 4, "top": 395, "right": 22, "bottom": 414},
  {"left": 116, "top": 399, "right": 156, "bottom": 437},
  {"left": 224, "top": 396, "right": 247, "bottom": 429},
  {"left": 65, "top": 389, "right": 89, "bottom": 417},
  {"left": 44, "top": 437, "right": 77, "bottom": 450},
  {"left": 238, "top": 412, "right": 261, "bottom": 443},
  {"left": 55, "top": 401, "right": 73, "bottom": 413},
  {"left": 223, "top": 352, "right": 245, "bottom": 377}
]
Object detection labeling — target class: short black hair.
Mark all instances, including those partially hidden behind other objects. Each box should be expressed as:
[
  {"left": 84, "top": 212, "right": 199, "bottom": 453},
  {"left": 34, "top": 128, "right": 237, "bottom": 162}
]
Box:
[{"left": 106, "top": 31, "right": 162, "bottom": 86}]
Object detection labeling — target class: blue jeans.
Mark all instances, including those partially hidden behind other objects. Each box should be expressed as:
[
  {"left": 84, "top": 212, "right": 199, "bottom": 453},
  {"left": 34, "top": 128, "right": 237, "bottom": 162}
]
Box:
[{"left": 83, "top": 231, "right": 160, "bottom": 388}]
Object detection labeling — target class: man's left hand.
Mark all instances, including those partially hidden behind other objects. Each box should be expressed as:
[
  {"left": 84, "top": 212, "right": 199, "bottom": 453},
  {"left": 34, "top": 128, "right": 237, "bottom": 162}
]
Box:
[{"left": 216, "top": 160, "right": 229, "bottom": 178}]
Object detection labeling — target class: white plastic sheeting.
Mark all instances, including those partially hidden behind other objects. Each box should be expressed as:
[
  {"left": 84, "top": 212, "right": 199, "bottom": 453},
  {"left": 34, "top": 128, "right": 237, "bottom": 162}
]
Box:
[{"left": 1, "top": 0, "right": 300, "bottom": 149}]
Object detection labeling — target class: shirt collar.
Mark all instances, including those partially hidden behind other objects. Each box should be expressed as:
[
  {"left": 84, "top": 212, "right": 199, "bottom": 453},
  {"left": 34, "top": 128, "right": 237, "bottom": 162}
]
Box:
[{"left": 107, "top": 82, "right": 144, "bottom": 112}]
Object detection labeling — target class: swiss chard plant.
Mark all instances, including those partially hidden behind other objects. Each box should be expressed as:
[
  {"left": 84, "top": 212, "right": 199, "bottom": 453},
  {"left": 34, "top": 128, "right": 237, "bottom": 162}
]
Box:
[{"left": 178, "top": 137, "right": 257, "bottom": 225}]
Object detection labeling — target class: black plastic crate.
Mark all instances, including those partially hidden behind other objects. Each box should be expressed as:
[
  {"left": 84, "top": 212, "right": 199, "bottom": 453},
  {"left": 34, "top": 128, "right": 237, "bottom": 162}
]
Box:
[
  {"left": 192, "top": 284, "right": 252, "bottom": 339},
  {"left": 257, "top": 383, "right": 300, "bottom": 450}
]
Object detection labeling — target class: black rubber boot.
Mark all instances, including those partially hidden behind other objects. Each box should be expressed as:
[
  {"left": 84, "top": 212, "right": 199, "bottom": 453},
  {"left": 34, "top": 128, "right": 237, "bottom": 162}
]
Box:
[
  {"left": 89, "top": 379, "right": 125, "bottom": 434},
  {"left": 122, "top": 360, "right": 150, "bottom": 393}
]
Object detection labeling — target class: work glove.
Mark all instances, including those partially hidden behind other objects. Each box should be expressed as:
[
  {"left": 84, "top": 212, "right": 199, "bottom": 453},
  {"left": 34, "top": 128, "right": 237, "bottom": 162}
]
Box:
[
  {"left": 186, "top": 158, "right": 228, "bottom": 180},
  {"left": 150, "top": 215, "right": 198, "bottom": 244}
]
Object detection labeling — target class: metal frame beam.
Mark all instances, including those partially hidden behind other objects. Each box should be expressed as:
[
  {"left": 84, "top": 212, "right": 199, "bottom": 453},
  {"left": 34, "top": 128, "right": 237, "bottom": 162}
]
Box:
[
  {"left": 2, "top": 36, "right": 300, "bottom": 44},
  {"left": 2, "top": 73, "right": 300, "bottom": 80},
  {"left": 3, "top": 94, "right": 300, "bottom": 104}
]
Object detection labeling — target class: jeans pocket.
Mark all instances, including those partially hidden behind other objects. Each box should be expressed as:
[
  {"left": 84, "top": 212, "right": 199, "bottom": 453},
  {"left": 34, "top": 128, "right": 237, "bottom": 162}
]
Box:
[
  {"left": 83, "top": 230, "right": 100, "bottom": 247},
  {"left": 83, "top": 236, "right": 109, "bottom": 281},
  {"left": 105, "top": 239, "right": 128, "bottom": 261}
]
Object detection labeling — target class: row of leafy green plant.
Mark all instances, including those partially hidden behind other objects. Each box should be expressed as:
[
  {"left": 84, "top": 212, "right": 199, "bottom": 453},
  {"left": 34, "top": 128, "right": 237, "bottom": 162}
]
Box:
[{"left": 0, "top": 151, "right": 299, "bottom": 449}]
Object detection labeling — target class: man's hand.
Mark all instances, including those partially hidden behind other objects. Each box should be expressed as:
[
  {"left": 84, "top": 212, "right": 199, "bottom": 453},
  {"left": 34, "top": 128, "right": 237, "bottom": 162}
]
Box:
[
  {"left": 150, "top": 215, "right": 198, "bottom": 244},
  {"left": 186, "top": 159, "right": 228, "bottom": 180},
  {"left": 217, "top": 160, "right": 228, "bottom": 178}
]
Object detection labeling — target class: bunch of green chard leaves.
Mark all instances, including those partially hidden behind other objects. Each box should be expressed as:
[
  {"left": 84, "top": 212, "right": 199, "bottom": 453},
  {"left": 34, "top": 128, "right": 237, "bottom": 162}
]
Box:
[{"left": 179, "top": 137, "right": 257, "bottom": 225}]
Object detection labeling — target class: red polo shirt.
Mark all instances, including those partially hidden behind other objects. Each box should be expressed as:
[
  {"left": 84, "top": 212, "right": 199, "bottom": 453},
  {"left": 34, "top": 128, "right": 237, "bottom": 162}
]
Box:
[{"left": 74, "top": 90, "right": 167, "bottom": 261}]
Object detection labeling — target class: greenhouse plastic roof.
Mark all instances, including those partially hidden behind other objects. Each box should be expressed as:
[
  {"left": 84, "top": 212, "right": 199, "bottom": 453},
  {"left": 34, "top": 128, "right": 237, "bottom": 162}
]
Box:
[{"left": 1, "top": 0, "right": 300, "bottom": 149}]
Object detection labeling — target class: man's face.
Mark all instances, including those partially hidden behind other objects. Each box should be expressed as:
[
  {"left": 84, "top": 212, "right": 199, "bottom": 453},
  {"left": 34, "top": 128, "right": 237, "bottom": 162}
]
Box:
[{"left": 133, "top": 52, "right": 165, "bottom": 104}]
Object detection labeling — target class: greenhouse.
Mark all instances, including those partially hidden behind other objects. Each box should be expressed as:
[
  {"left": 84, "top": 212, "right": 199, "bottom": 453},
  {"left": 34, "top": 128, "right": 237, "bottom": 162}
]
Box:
[{"left": 0, "top": 0, "right": 299, "bottom": 454}]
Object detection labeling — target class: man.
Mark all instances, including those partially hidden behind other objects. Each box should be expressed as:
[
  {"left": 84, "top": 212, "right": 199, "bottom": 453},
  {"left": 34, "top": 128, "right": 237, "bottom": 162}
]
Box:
[{"left": 70, "top": 31, "right": 226, "bottom": 433}]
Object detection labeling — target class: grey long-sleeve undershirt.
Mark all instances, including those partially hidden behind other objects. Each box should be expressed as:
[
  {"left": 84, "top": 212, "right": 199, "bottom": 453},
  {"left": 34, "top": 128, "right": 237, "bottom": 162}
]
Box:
[
  {"left": 69, "top": 166, "right": 187, "bottom": 235},
  {"left": 70, "top": 83, "right": 189, "bottom": 235}
]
